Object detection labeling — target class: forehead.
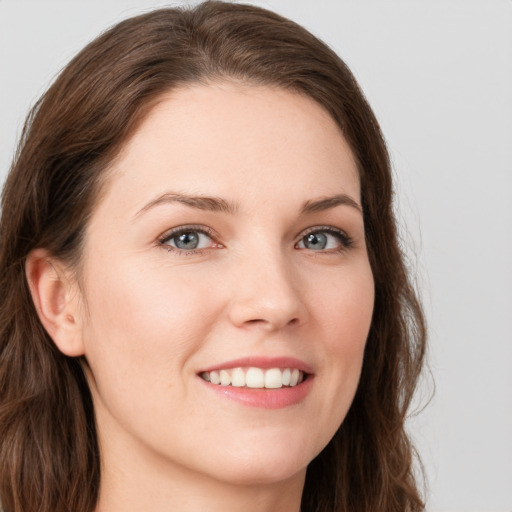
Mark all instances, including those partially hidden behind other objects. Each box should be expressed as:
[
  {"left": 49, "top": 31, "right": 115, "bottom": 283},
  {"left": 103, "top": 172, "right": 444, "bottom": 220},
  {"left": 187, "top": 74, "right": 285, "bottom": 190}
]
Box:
[{"left": 95, "top": 83, "right": 360, "bottom": 218}]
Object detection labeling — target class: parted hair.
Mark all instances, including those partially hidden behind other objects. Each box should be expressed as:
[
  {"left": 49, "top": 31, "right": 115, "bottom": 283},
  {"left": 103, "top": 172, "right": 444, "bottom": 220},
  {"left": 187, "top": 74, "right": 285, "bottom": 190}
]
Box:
[{"left": 0, "top": 2, "right": 426, "bottom": 511}]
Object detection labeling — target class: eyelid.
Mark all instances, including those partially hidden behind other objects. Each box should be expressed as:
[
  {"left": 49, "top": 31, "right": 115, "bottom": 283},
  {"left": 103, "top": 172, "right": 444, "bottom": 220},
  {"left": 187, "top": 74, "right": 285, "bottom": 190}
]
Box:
[
  {"left": 295, "top": 225, "right": 353, "bottom": 251},
  {"left": 157, "top": 224, "right": 221, "bottom": 251},
  {"left": 156, "top": 224, "right": 353, "bottom": 255}
]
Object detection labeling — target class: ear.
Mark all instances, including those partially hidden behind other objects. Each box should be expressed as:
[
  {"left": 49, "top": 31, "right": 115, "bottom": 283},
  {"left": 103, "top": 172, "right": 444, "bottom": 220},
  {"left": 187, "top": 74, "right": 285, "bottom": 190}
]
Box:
[{"left": 25, "top": 249, "right": 85, "bottom": 357}]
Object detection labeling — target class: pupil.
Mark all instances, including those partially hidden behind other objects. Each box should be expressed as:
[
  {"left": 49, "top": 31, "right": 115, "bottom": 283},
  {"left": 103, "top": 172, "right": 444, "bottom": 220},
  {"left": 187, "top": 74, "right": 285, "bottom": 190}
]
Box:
[
  {"left": 305, "top": 232, "right": 327, "bottom": 250},
  {"left": 175, "top": 232, "right": 199, "bottom": 250}
]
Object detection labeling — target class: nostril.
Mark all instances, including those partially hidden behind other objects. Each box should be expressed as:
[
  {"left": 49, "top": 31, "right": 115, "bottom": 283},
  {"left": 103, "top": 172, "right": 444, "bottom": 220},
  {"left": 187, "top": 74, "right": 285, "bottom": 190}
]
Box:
[
  {"left": 228, "top": 286, "right": 307, "bottom": 330},
  {"left": 243, "top": 317, "right": 300, "bottom": 329}
]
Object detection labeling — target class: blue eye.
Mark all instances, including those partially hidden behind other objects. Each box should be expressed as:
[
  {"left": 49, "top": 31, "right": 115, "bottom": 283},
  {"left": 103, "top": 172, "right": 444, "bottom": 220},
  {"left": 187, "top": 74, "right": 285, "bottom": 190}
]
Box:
[
  {"left": 160, "top": 227, "right": 217, "bottom": 252},
  {"left": 297, "top": 228, "right": 352, "bottom": 251}
]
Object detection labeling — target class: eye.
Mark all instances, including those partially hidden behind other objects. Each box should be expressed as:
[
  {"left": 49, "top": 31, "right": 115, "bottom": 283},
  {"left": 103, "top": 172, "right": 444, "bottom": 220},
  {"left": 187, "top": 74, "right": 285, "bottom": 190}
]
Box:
[
  {"left": 159, "top": 226, "right": 221, "bottom": 253},
  {"left": 296, "top": 227, "right": 352, "bottom": 252}
]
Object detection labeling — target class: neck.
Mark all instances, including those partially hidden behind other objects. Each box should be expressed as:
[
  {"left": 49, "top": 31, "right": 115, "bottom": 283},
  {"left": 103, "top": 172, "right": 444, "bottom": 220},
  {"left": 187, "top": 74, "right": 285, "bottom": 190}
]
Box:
[
  {"left": 93, "top": 419, "right": 305, "bottom": 512},
  {"left": 95, "top": 452, "right": 305, "bottom": 512}
]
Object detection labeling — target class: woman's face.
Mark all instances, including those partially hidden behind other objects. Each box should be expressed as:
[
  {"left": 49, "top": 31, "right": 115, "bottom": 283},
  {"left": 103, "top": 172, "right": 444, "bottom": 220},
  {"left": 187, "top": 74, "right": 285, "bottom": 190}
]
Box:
[{"left": 77, "top": 84, "right": 374, "bottom": 486}]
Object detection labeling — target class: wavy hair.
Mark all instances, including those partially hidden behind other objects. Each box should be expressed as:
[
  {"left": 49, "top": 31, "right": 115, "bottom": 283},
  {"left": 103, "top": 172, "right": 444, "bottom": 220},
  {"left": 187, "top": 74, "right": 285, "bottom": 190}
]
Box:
[{"left": 0, "top": 2, "right": 426, "bottom": 511}]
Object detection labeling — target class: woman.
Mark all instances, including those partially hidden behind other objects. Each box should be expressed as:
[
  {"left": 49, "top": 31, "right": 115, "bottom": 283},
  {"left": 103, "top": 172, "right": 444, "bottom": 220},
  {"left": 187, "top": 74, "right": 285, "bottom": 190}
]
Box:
[{"left": 0, "top": 2, "right": 426, "bottom": 511}]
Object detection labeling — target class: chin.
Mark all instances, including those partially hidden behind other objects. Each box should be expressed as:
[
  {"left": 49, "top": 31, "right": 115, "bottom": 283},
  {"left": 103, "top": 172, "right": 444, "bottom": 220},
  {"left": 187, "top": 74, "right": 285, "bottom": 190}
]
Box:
[
  {"left": 217, "top": 457, "right": 308, "bottom": 487},
  {"left": 204, "top": 435, "right": 316, "bottom": 486}
]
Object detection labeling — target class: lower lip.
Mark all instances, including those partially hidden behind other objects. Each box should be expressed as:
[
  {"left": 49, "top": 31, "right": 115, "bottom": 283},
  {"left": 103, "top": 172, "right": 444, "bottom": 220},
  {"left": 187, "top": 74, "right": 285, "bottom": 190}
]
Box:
[{"left": 199, "top": 376, "right": 314, "bottom": 409}]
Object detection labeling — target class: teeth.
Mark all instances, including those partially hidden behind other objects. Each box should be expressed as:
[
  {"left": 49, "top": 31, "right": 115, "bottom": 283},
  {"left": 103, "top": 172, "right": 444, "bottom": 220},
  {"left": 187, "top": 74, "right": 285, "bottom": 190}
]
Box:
[
  {"left": 231, "top": 367, "right": 246, "bottom": 387},
  {"left": 264, "top": 368, "right": 283, "bottom": 389},
  {"left": 200, "top": 367, "right": 305, "bottom": 389},
  {"left": 246, "top": 367, "right": 265, "bottom": 388},
  {"left": 219, "top": 370, "right": 230, "bottom": 386}
]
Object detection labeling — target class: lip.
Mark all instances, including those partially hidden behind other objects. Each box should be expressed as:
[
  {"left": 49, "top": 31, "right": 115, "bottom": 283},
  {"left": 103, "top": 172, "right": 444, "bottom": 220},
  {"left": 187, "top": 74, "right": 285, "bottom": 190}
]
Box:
[
  {"left": 198, "top": 356, "right": 314, "bottom": 374},
  {"left": 197, "top": 356, "right": 314, "bottom": 409},
  {"left": 199, "top": 375, "right": 314, "bottom": 409}
]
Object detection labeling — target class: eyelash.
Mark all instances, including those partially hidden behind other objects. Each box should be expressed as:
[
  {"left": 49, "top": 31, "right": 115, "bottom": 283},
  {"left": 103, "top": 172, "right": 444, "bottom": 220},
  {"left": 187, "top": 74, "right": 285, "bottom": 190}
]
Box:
[
  {"left": 157, "top": 225, "right": 354, "bottom": 255},
  {"left": 158, "top": 225, "right": 219, "bottom": 255},
  {"left": 296, "top": 226, "right": 354, "bottom": 253}
]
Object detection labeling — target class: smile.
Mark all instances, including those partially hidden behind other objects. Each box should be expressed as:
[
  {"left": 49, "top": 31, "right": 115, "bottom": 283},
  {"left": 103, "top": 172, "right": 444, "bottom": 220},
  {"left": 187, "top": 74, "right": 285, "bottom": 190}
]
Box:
[{"left": 200, "top": 367, "right": 305, "bottom": 389}]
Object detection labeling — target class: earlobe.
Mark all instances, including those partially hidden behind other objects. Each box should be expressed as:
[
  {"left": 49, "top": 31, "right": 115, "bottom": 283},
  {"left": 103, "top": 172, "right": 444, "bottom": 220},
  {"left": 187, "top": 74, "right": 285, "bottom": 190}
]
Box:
[{"left": 25, "top": 249, "right": 85, "bottom": 357}]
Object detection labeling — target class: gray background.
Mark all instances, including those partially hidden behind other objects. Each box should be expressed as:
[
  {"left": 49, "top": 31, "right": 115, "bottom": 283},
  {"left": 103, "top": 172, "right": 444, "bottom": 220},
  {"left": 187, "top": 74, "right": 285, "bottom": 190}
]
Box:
[{"left": 1, "top": 1, "right": 511, "bottom": 510}]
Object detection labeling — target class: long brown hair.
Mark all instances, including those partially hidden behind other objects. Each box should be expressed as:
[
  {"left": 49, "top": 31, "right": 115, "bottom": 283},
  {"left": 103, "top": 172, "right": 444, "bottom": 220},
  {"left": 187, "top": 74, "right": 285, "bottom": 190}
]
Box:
[{"left": 0, "top": 2, "right": 426, "bottom": 511}]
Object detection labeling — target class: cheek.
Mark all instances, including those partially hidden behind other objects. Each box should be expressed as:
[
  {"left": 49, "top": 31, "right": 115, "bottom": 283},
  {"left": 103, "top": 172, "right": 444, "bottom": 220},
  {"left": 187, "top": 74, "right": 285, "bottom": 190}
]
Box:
[
  {"left": 78, "top": 257, "right": 227, "bottom": 449},
  {"left": 80, "top": 257, "right": 219, "bottom": 390},
  {"left": 313, "top": 261, "right": 374, "bottom": 351},
  {"left": 308, "top": 262, "right": 374, "bottom": 428}
]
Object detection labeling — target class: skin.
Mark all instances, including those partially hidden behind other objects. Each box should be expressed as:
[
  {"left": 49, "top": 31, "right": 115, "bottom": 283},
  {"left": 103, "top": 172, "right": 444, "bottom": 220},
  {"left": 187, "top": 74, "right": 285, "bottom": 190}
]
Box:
[{"left": 28, "top": 83, "right": 374, "bottom": 512}]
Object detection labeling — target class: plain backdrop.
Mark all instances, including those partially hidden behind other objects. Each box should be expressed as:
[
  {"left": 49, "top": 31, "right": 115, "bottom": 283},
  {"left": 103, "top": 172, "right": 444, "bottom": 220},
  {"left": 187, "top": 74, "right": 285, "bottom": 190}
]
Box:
[{"left": 1, "top": 1, "right": 511, "bottom": 510}]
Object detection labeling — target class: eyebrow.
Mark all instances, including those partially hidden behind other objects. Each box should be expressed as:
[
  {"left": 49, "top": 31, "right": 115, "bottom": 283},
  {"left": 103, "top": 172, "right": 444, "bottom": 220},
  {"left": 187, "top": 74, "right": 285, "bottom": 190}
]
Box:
[
  {"left": 134, "top": 191, "right": 361, "bottom": 219},
  {"left": 300, "top": 194, "right": 362, "bottom": 214},
  {"left": 134, "top": 192, "right": 238, "bottom": 218}
]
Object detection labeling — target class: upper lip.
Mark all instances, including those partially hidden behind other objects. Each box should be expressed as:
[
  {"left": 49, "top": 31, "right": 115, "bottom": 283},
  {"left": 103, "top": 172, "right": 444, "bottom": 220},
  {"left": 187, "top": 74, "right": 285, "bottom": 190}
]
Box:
[{"left": 198, "top": 356, "right": 314, "bottom": 374}]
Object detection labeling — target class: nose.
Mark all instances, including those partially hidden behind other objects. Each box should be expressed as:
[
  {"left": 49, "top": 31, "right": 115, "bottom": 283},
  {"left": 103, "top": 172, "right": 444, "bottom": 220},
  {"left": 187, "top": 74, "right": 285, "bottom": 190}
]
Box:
[{"left": 227, "top": 251, "right": 308, "bottom": 332}]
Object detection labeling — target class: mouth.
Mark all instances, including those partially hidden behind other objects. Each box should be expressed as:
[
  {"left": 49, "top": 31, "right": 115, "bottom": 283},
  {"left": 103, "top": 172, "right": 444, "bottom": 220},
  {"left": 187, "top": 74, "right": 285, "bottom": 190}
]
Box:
[
  {"left": 199, "top": 367, "right": 306, "bottom": 389},
  {"left": 197, "top": 357, "right": 314, "bottom": 409}
]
